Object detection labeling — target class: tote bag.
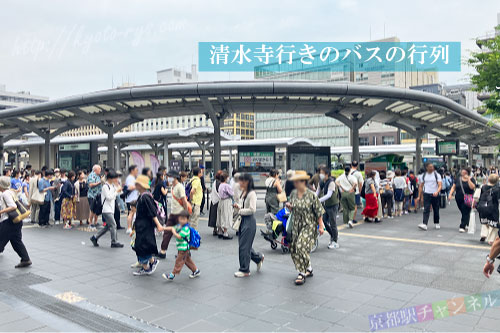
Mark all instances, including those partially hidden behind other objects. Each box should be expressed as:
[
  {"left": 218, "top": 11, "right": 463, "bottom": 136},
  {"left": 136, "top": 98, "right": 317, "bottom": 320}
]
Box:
[
  {"left": 468, "top": 210, "right": 476, "bottom": 235},
  {"left": 31, "top": 180, "right": 46, "bottom": 205}
]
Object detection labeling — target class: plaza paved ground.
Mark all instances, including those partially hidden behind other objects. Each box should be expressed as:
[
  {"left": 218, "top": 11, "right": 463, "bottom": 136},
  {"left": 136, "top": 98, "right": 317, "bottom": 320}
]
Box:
[{"left": 1, "top": 190, "right": 500, "bottom": 332}]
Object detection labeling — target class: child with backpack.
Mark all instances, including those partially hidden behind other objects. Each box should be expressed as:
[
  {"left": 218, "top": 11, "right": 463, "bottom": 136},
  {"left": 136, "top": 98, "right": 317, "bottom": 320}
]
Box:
[{"left": 162, "top": 210, "right": 201, "bottom": 281}]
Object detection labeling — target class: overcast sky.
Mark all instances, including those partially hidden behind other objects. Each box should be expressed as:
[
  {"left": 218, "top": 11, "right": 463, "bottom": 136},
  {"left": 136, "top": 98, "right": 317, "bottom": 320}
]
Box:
[{"left": 2, "top": 0, "right": 499, "bottom": 99}]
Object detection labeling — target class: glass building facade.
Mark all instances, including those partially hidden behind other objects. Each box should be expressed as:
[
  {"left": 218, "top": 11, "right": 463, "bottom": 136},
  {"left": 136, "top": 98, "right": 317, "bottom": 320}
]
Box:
[{"left": 253, "top": 37, "right": 438, "bottom": 148}]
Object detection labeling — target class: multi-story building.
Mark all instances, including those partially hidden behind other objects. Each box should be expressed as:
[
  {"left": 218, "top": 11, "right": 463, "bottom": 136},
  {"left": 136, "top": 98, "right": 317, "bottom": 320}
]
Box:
[
  {"left": 127, "top": 65, "right": 214, "bottom": 132},
  {"left": 63, "top": 65, "right": 254, "bottom": 139},
  {"left": 0, "top": 84, "right": 48, "bottom": 110},
  {"left": 222, "top": 113, "right": 255, "bottom": 139},
  {"left": 254, "top": 37, "right": 438, "bottom": 147}
]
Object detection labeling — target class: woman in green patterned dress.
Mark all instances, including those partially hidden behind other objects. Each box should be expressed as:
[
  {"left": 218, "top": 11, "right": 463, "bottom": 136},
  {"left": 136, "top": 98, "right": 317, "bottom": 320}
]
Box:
[{"left": 287, "top": 170, "right": 325, "bottom": 285}]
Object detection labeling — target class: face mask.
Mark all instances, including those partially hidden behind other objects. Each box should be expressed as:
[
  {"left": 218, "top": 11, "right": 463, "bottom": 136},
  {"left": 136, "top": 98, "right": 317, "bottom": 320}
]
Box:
[
  {"left": 319, "top": 174, "right": 326, "bottom": 181},
  {"left": 167, "top": 177, "right": 174, "bottom": 184}
]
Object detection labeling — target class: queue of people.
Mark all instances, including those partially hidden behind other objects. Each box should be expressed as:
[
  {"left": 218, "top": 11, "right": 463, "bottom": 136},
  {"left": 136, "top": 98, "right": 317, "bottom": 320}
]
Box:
[{"left": 6, "top": 159, "right": 500, "bottom": 286}]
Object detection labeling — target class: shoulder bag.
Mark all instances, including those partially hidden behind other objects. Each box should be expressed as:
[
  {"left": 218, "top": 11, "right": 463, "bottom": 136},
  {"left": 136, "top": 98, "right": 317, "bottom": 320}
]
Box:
[
  {"left": 31, "top": 179, "right": 46, "bottom": 205},
  {"left": 231, "top": 192, "right": 245, "bottom": 231},
  {"left": 4, "top": 190, "right": 31, "bottom": 223},
  {"left": 172, "top": 190, "right": 192, "bottom": 215},
  {"left": 460, "top": 179, "right": 474, "bottom": 208}
]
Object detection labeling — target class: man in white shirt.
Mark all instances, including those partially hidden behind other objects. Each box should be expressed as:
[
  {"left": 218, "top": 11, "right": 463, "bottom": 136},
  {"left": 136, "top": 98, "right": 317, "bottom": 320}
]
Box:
[
  {"left": 418, "top": 163, "right": 442, "bottom": 231},
  {"left": 336, "top": 167, "right": 358, "bottom": 228},
  {"left": 349, "top": 161, "right": 364, "bottom": 223},
  {"left": 125, "top": 165, "right": 139, "bottom": 206},
  {"left": 0, "top": 176, "right": 31, "bottom": 268},
  {"left": 90, "top": 170, "right": 123, "bottom": 248}
]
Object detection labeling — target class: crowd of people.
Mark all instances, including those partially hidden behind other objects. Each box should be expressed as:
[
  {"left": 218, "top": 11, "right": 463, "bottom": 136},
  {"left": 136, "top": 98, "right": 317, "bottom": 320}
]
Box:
[{"left": 3, "top": 160, "right": 500, "bottom": 285}]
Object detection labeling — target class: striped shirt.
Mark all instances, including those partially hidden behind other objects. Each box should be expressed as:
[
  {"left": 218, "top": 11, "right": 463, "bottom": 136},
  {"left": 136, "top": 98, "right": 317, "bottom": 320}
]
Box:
[{"left": 176, "top": 224, "right": 191, "bottom": 251}]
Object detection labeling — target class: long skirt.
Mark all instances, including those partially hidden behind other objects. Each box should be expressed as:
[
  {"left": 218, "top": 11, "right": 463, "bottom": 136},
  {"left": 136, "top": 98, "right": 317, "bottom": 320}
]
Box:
[
  {"left": 217, "top": 198, "right": 233, "bottom": 230},
  {"left": 362, "top": 193, "right": 378, "bottom": 218},
  {"left": 61, "top": 197, "right": 76, "bottom": 221},
  {"left": 75, "top": 196, "right": 90, "bottom": 221},
  {"left": 208, "top": 202, "right": 218, "bottom": 228}
]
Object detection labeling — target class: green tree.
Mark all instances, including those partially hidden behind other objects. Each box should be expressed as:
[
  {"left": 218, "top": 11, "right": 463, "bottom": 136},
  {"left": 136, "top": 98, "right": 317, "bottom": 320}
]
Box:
[{"left": 468, "top": 26, "right": 500, "bottom": 117}]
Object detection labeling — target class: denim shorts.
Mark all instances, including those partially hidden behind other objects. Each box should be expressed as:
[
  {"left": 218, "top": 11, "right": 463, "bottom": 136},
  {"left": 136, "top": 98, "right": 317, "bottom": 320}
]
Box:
[
  {"left": 137, "top": 255, "right": 152, "bottom": 265},
  {"left": 355, "top": 194, "right": 361, "bottom": 205}
]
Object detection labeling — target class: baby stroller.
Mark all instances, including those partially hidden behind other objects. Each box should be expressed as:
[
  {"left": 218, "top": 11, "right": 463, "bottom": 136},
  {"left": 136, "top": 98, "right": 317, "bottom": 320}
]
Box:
[{"left": 260, "top": 207, "right": 318, "bottom": 254}]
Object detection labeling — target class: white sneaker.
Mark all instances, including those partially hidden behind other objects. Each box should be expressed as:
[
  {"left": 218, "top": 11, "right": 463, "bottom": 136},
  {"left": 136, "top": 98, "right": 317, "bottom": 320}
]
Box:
[
  {"left": 459, "top": 228, "right": 466, "bottom": 233},
  {"left": 348, "top": 221, "right": 354, "bottom": 228},
  {"left": 404, "top": 211, "right": 409, "bottom": 215},
  {"left": 234, "top": 271, "right": 250, "bottom": 278},
  {"left": 328, "top": 241, "right": 339, "bottom": 249},
  {"left": 435, "top": 224, "right": 441, "bottom": 230},
  {"left": 418, "top": 224, "right": 428, "bottom": 231}
]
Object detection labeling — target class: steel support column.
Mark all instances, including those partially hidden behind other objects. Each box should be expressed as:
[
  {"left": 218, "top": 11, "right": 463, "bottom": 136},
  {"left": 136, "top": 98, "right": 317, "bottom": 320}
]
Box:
[
  {"left": 229, "top": 148, "right": 233, "bottom": 176},
  {"left": 116, "top": 143, "right": 122, "bottom": 172},
  {"left": 15, "top": 147, "right": 19, "bottom": 170},
  {"left": 201, "top": 148, "right": 206, "bottom": 170},
  {"left": 468, "top": 144, "right": 474, "bottom": 167},
  {"left": 44, "top": 136, "right": 51, "bottom": 168},
  {"left": 415, "top": 134, "right": 422, "bottom": 172},
  {"left": 188, "top": 149, "right": 192, "bottom": 170},
  {"left": 351, "top": 119, "right": 360, "bottom": 163},
  {"left": 213, "top": 116, "right": 222, "bottom": 172},
  {"left": 107, "top": 130, "right": 115, "bottom": 169},
  {"left": 163, "top": 139, "right": 169, "bottom": 168},
  {"left": 0, "top": 137, "right": 4, "bottom": 174}
]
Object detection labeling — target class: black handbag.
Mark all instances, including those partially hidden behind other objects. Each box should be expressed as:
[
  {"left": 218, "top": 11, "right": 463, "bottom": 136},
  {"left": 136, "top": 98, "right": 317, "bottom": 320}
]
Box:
[{"left": 93, "top": 193, "right": 103, "bottom": 216}]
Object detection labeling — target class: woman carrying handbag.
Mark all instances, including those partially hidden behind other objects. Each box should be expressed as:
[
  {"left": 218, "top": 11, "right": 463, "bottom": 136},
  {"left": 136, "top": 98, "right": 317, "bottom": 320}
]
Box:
[
  {"left": 0, "top": 176, "right": 31, "bottom": 268},
  {"left": 448, "top": 167, "right": 476, "bottom": 233},
  {"left": 233, "top": 173, "right": 264, "bottom": 278}
]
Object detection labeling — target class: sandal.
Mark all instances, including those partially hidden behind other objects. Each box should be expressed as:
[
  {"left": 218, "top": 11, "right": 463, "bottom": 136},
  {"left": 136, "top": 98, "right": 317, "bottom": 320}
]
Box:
[
  {"left": 305, "top": 269, "right": 313, "bottom": 278},
  {"left": 295, "top": 273, "right": 306, "bottom": 285}
]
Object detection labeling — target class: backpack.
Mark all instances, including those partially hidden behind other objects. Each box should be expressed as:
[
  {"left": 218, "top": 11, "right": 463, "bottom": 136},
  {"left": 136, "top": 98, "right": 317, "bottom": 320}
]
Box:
[
  {"left": 186, "top": 224, "right": 201, "bottom": 249},
  {"left": 185, "top": 180, "right": 193, "bottom": 202},
  {"left": 477, "top": 187, "right": 496, "bottom": 220},
  {"left": 120, "top": 185, "right": 129, "bottom": 200},
  {"left": 143, "top": 192, "right": 166, "bottom": 221},
  {"left": 360, "top": 181, "right": 366, "bottom": 199}
]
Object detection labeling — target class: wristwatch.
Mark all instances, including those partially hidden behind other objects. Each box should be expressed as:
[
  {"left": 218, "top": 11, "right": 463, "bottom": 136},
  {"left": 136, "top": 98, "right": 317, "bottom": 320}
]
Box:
[{"left": 486, "top": 255, "right": 495, "bottom": 264}]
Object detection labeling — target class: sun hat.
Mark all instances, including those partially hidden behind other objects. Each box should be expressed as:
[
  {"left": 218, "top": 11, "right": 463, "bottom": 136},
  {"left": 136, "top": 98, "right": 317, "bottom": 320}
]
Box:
[
  {"left": 135, "top": 174, "right": 150, "bottom": 190},
  {"left": 0, "top": 176, "right": 10, "bottom": 190},
  {"left": 290, "top": 170, "right": 310, "bottom": 181}
]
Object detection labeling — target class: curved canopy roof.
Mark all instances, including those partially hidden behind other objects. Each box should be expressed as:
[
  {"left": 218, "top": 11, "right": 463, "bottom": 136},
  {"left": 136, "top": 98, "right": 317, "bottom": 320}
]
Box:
[
  {"left": 2, "top": 81, "right": 496, "bottom": 145},
  {"left": 2, "top": 127, "right": 235, "bottom": 148}
]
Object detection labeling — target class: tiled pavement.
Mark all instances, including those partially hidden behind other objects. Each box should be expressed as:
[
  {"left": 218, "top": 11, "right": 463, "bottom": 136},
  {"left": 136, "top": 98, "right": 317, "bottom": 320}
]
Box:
[{"left": 0, "top": 191, "right": 499, "bottom": 332}]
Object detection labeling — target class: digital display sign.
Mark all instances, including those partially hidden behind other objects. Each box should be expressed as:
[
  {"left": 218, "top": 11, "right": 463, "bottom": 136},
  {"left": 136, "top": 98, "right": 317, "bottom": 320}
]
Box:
[{"left": 436, "top": 140, "right": 459, "bottom": 155}]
